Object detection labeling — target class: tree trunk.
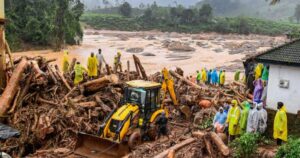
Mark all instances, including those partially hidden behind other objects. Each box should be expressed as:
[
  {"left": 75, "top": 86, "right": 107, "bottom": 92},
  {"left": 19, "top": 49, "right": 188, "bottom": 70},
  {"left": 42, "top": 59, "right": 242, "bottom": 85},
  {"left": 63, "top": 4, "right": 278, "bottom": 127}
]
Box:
[
  {"left": 69, "top": 58, "right": 76, "bottom": 72},
  {"left": 154, "top": 138, "right": 196, "bottom": 158},
  {"left": 81, "top": 74, "right": 119, "bottom": 93},
  {"left": 133, "top": 55, "right": 147, "bottom": 80},
  {"left": 210, "top": 132, "right": 229, "bottom": 156},
  {"left": 0, "top": 58, "right": 28, "bottom": 115},
  {"left": 169, "top": 70, "right": 207, "bottom": 91},
  {"left": 0, "top": 26, "right": 6, "bottom": 89}
]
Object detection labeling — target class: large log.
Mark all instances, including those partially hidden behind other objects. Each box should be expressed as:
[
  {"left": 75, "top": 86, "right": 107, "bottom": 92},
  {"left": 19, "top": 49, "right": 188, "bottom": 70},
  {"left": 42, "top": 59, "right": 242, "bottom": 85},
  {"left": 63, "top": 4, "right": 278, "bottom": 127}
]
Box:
[
  {"left": 76, "top": 101, "right": 97, "bottom": 108},
  {"left": 0, "top": 58, "right": 28, "bottom": 115},
  {"left": 169, "top": 70, "right": 207, "bottom": 91},
  {"left": 5, "top": 40, "right": 14, "bottom": 68},
  {"left": 133, "top": 55, "right": 147, "bottom": 80},
  {"left": 154, "top": 138, "right": 196, "bottom": 158},
  {"left": 31, "top": 60, "right": 46, "bottom": 79},
  {"left": 204, "top": 135, "right": 215, "bottom": 158},
  {"left": 95, "top": 95, "right": 112, "bottom": 113},
  {"left": 81, "top": 74, "right": 119, "bottom": 93},
  {"left": 55, "top": 65, "right": 72, "bottom": 91},
  {"left": 210, "top": 132, "right": 230, "bottom": 156}
]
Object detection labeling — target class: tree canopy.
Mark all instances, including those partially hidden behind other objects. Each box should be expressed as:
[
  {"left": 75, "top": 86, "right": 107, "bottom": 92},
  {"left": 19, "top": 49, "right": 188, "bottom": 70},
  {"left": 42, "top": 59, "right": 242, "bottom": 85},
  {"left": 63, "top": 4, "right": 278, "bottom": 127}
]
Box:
[
  {"left": 119, "top": 2, "right": 132, "bottom": 17},
  {"left": 5, "top": 0, "right": 84, "bottom": 51}
]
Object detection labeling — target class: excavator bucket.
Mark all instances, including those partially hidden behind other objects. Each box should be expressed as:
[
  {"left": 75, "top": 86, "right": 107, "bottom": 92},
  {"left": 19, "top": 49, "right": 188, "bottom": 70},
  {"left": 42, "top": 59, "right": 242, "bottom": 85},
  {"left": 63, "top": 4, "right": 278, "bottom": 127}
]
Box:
[{"left": 73, "top": 132, "right": 130, "bottom": 158}]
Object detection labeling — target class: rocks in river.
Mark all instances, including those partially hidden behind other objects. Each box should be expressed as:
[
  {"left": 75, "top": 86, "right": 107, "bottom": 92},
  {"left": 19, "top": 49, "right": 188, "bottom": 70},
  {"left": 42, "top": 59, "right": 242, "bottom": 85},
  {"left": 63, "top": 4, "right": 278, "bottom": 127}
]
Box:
[
  {"left": 144, "top": 35, "right": 156, "bottom": 40},
  {"left": 163, "top": 41, "right": 195, "bottom": 52},
  {"left": 142, "top": 52, "right": 156, "bottom": 56},
  {"left": 213, "top": 48, "right": 223, "bottom": 53},
  {"left": 126, "top": 47, "right": 144, "bottom": 53}
]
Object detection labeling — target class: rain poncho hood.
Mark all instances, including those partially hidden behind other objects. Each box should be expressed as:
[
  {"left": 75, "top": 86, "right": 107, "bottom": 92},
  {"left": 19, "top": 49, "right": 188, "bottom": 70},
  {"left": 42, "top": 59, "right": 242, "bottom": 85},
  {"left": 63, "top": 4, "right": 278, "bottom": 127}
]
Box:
[
  {"left": 273, "top": 106, "right": 288, "bottom": 141},
  {"left": 253, "top": 79, "right": 263, "bottom": 103},
  {"left": 226, "top": 100, "right": 241, "bottom": 135},
  {"left": 87, "top": 56, "right": 98, "bottom": 77}
]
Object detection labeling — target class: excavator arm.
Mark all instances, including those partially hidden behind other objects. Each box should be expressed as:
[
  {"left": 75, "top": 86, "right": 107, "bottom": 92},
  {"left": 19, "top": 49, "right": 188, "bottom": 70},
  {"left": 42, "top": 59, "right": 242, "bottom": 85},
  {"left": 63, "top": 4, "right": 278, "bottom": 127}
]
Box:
[{"left": 161, "top": 68, "right": 191, "bottom": 119}]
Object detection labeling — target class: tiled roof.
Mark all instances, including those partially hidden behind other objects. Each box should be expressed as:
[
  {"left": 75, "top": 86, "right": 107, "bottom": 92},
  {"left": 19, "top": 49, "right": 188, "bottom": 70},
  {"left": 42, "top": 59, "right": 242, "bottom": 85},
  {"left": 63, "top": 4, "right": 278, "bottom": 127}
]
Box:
[{"left": 254, "top": 39, "right": 300, "bottom": 66}]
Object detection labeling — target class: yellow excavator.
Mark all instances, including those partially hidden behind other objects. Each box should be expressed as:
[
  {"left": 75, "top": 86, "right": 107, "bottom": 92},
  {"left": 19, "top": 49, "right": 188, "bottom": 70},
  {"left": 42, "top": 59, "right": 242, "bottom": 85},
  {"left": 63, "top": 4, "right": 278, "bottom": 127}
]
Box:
[{"left": 74, "top": 68, "right": 190, "bottom": 158}]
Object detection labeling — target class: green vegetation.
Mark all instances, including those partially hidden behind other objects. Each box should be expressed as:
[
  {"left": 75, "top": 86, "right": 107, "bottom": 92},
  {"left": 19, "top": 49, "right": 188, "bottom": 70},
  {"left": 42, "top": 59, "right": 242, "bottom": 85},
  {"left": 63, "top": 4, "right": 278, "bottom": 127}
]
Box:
[
  {"left": 81, "top": 13, "right": 300, "bottom": 36},
  {"left": 119, "top": 2, "right": 132, "bottom": 17},
  {"left": 5, "top": 0, "right": 84, "bottom": 51},
  {"left": 276, "top": 137, "right": 300, "bottom": 158},
  {"left": 230, "top": 133, "right": 259, "bottom": 158},
  {"left": 197, "top": 116, "right": 213, "bottom": 130}
]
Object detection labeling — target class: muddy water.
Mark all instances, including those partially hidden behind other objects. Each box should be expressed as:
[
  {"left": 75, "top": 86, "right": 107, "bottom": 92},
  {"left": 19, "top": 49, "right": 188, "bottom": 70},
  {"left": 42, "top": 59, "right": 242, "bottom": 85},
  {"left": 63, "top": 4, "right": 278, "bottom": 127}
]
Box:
[{"left": 12, "top": 30, "right": 286, "bottom": 81}]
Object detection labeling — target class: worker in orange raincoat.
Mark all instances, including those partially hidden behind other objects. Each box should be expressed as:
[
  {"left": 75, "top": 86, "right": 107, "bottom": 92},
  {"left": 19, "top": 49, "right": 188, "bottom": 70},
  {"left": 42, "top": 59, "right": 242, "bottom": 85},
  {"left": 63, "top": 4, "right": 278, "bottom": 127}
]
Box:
[
  {"left": 62, "top": 50, "right": 69, "bottom": 73},
  {"left": 87, "top": 53, "right": 98, "bottom": 79},
  {"left": 226, "top": 100, "right": 241, "bottom": 141},
  {"left": 274, "top": 102, "right": 288, "bottom": 145}
]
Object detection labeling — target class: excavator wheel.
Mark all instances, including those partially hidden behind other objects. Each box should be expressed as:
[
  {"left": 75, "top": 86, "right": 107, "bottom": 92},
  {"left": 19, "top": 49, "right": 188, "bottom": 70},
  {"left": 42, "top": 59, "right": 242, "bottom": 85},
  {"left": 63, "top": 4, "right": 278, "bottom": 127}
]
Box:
[
  {"left": 148, "top": 115, "right": 160, "bottom": 140},
  {"left": 128, "top": 131, "right": 141, "bottom": 150}
]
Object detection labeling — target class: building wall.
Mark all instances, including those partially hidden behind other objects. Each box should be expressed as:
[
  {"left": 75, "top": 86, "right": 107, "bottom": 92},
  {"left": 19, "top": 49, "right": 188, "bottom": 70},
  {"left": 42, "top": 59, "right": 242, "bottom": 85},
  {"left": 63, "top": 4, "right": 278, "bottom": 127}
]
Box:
[
  {"left": 0, "top": 0, "right": 4, "bottom": 19},
  {"left": 267, "top": 64, "right": 300, "bottom": 114}
]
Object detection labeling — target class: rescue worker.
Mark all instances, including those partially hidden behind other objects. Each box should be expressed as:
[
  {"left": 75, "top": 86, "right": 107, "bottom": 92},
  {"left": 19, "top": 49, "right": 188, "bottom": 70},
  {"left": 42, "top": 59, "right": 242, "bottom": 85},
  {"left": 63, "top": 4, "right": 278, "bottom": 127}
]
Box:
[
  {"left": 213, "top": 107, "right": 227, "bottom": 133},
  {"left": 261, "top": 81, "right": 268, "bottom": 107},
  {"left": 261, "top": 65, "right": 269, "bottom": 81},
  {"left": 218, "top": 70, "right": 222, "bottom": 85},
  {"left": 220, "top": 70, "right": 226, "bottom": 87},
  {"left": 226, "top": 100, "right": 241, "bottom": 141},
  {"left": 114, "top": 51, "right": 122, "bottom": 72},
  {"left": 211, "top": 69, "right": 218, "bottom": 85},
  {"left": 155, "top": 112, "right": 169, "bottom": 139},
  {"left": 74, "top": 62, "right": 87, "bottom": 85},
  {"left": 96, "top": 49, "right": 107, "bottom": 76},
  {"left": 201, "top": 68, "right": 207, "bottom": 84},
  {"left": 239, "top": 101, "right": 250, "bottom": 134},
  {"left": 257, "top": 103, "right": 267, "bottom": 134},
  {"left": 207, "top": 69, "right": 212, "bottom": 85},
  {"left": 196, "top": 70, "right": 201, "bottom": 85},
  {"left": 62, "top": 50, "right": 69, "bottom": 73},
  {"left": 246, "top": 103, "right": 258, "bottom": 133},
  {"left": 274, "top": 102, "right": 287, "bottom": 145},
  {"left": 87, "top": 53, "right": 98, "bottom": 80},
  {"left": 253, "top": 79, "right": 263, "bottom": 103},
  {"left": 255, "top": 63, "right": 264, "bottom": 80},
  {"left": 234, "top": 70, "right": 240, "bottom": 81}
]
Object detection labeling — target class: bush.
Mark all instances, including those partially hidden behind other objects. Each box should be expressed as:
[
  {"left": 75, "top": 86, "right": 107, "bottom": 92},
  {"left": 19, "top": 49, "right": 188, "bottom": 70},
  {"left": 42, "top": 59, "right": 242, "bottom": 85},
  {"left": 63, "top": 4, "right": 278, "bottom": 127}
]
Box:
[
  {"left": 230, "top": 133, "right": 259, "bottom": 158},
  {"left": 276, "top": 137, "right": 300, "bottom": 158}
]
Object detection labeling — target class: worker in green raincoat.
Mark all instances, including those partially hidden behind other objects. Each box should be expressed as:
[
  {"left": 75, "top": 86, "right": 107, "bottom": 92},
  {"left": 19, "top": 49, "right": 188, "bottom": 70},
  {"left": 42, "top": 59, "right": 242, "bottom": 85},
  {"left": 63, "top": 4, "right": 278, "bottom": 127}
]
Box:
[
  {"left": 196, "top": 70, "right": 201, "bottom": 85},
  {"left": 261, "top": 65, "right": 269, "bottom": 81},
  {"left": 274, "top": 102, "right": 288, "bottom": 145},
  {"left": 239, "top": 101, "right": 250, "bottom": 134},
  {"left": 74, "top": 62, "right": 87, "bottom": 85},
  {"left": 226, "top": 100, "right": 241, "bottom": 141},
  {"left": 87, "top": 53, "right": 98, "bottom": 79},
  {"left": 62, "top": 50, "right": 69, "bottom": 73},
  {"left": 234, "top": 70, "right": 240, "bottom": 81}
]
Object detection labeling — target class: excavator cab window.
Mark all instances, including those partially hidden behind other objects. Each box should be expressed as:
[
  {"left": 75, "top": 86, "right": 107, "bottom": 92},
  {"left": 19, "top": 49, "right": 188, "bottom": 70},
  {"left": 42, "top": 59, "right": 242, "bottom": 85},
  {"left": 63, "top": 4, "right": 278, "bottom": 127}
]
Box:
[{"left": 125, "top": 87, "right": 146, "bottom": 107}]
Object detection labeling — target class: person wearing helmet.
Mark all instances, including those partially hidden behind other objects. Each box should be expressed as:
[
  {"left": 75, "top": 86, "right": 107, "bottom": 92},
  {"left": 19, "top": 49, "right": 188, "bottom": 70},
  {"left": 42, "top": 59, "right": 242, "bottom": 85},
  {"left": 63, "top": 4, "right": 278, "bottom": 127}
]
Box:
[
  {"left": 114, "top": 51, "right": 122, "bottom": 72},
  {"left": 155, "top": 111, "right": 169, "bottom": 140}
]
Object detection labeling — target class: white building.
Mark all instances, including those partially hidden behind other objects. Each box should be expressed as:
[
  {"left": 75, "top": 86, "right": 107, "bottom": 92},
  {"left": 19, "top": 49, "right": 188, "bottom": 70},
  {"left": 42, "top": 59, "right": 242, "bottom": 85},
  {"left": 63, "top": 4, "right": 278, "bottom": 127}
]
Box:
[{"left": 253, "top": 39, "right": 300, "bottom": 114}]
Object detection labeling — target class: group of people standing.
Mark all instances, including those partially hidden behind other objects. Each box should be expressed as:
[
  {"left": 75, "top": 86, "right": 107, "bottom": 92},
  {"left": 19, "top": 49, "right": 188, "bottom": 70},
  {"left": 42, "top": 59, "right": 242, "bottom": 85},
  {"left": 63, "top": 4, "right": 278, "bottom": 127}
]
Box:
[
  {"left": 194, "top": 69, "right": 226, "bottom": 86},
  {"left": 213, "top": 62, "right": 288, "bottom": 145},
  {"left": 62, "top": 49, "right": 122, "bottom": 85}
]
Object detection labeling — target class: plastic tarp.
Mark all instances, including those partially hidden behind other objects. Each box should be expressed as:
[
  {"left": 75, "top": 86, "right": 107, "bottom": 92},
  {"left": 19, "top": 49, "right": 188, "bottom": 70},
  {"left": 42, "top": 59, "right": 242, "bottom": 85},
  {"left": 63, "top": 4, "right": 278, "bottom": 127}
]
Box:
[{"left": 0, "top": 123, "right": 20, "bottom": 140}]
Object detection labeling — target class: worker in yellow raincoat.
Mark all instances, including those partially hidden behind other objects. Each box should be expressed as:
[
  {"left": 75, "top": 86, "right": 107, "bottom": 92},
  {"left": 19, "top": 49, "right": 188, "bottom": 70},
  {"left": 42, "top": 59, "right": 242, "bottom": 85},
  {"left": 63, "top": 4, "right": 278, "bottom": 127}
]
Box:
[
  {"left": 220, "top": 70, "right": 226, "bottom": 87},
  {"left": 255, "top": 63, "right": 263, "bottom": 80},
  {"left": 87, "top": 53, "right": 98, "bottom": 79},
  {"left": 274, "top": 102, "right": 288, "bottom": 145},
  {"left": 114, "top": 51, "right": 122, "bottom": 72},
  {"left": 201, "top": 68, "right": 207, "bottom": 84},
  {"left": 62, "top": 50, "right": 69, "bottom": 73},
  {"left": 226, "top": 100, "right": 241, "bottom": 141},
  {"left": 74, "top": 62, "right": 87, "bottom": 85}
]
